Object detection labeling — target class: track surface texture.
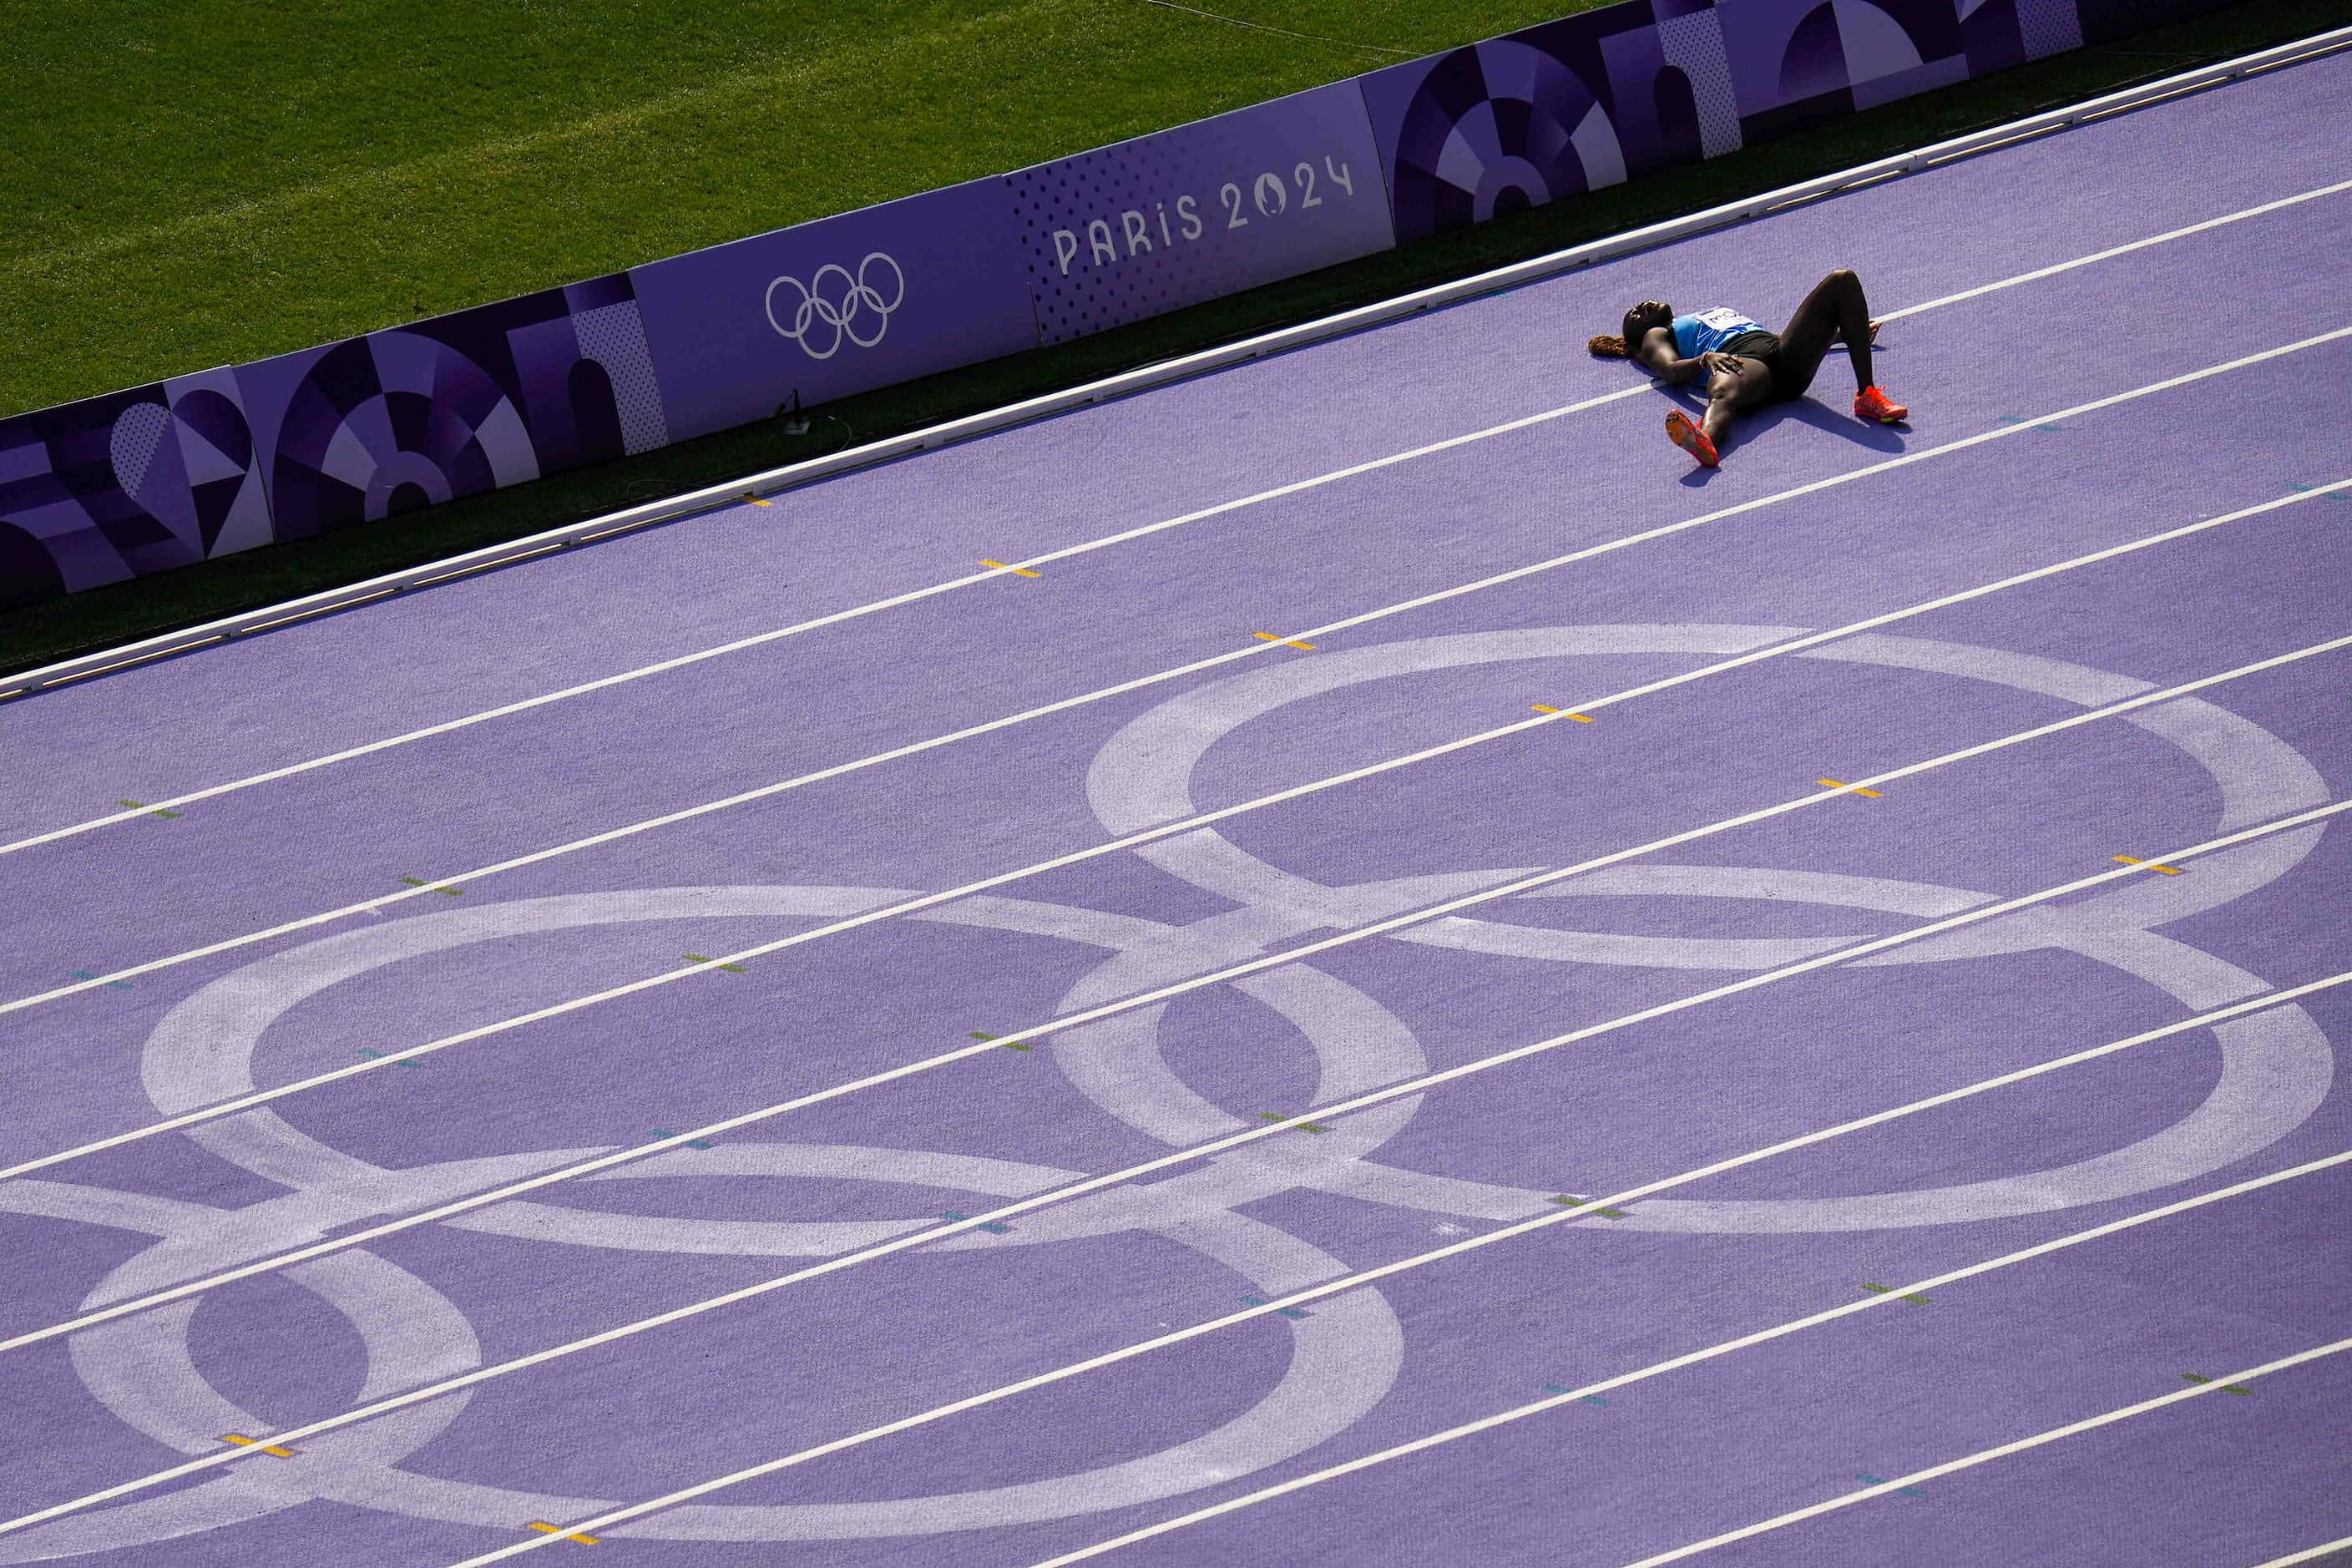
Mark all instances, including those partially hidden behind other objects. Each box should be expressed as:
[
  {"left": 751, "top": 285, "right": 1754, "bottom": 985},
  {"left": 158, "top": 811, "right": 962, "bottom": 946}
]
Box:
[{"left": 3, "top": 51, "right": 2349, "bottom": 1568}]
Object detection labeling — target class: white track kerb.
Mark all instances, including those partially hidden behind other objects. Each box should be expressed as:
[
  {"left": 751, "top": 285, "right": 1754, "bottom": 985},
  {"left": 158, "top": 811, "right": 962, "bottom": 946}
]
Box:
[{"left": 2, "top": 22, "right": 2345, "bottom": 718}]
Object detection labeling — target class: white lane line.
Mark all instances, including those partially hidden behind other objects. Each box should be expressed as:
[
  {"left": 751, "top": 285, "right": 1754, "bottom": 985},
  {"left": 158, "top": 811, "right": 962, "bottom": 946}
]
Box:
[
  {"left": 1871, "top": 175, "right": 2352, "bottom": 324},
  {"left": 1024, "top": 1149, "right": 2352, "bottom": 1568},
  {"left": 5, "top": 808, "right": 2337, "bottom": 1539},
  {"left": 8, "top": 615, "right": 2344, "bottom": 1190},
  {"left": 8, "top": 317, "right": 2344, "bottom": 1032},
  {"left": 13, "top": 483, "right": 2331, "bottom": 1347},
  {"left": 2253, "top": 1535, "right": 2352, "bottom": 1567},
  {"left": 1619, "top": 1338, "right": 2352, "bottom": 1566},
  {"left": 36, "top": 179, "right": 2342, "bottom": 1551},
  {"left": 442, "top": 977, "right": 2352, "bottom": 1560},
  {"left": 13, "top": 451, "right": 2346, "bottom": 1019},
  {"left": 7, "top": 177, "right": 2345, "bottom": 866},
  {"left": 0, "top": 406, "right": 1620, "bottom": 860}
]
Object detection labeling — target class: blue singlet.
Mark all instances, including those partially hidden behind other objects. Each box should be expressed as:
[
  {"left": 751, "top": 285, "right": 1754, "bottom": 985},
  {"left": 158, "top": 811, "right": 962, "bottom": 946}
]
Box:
[{"left": 1672, "top": 307, "right": 1769, "bottom": 358}]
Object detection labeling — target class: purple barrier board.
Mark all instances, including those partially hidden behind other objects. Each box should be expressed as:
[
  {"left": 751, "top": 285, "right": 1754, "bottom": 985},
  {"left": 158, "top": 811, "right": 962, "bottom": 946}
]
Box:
[
  {"left": 1359, "top": 0, "right": 2117, "bottom": 246},
  {"left": 230, "top": 272, "right": 669, "bottom": 542},
  {"left": 629, "top": 180, "right": 1039, "bottom": 445},
  {"left": 0, "top": 0, "right": 2238, "bottom": 612},
  {"left": 0, "top": 367, "right": 269, "bottom": 607},
  {"left": 1003, "top": 82, "right": 1398, "bottom": 346}
]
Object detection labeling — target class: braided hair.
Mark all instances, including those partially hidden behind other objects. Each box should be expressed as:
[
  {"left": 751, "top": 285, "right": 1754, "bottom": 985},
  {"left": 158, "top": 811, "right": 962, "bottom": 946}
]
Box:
[{"left": 1592, "top": 301, "right": 1672, "bottom": 360}]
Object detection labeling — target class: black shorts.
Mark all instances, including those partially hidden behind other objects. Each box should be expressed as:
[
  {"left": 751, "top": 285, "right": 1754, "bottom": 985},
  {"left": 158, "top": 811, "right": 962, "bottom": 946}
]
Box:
[{"left": 1721, "top": 328, "right": 1808, "bottom": 401}]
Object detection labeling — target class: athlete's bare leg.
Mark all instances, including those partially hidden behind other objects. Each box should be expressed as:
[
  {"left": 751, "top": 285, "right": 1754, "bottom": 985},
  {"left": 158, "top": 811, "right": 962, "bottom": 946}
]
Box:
[
  {"left": 1776, "top": 269, "right": 1879, "bottom": 394},
  {"left": 1702, "top": 356, "right": 1778, "bottom": 448}
]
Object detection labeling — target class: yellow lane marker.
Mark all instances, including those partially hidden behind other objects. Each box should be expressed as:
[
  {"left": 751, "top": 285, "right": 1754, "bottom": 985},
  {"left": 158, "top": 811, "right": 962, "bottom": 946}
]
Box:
[
  {"left": 1818, "top": 778, "right": 1884, "bottom": 798},
  {"left": 744, "top": 496, "right": 773, "bottom": 507},
  {"left": 221, "top": 1434, "right": 295, "bottom": 1458},
  {"left": 2114, "top": 855, "right": 2186, "bottom": 874},
  {"left": 1530, "top": 705, "right": 1596, "bottom": 721},
  {"left": 1252, "top": 632, "right": 1317, "bottom": 650},
  {"left": 979, "top": 559, "right": 1041, "bottom": 577},
  {"left": 527, "top": 1521, "right": 600, "bottom": 1543}
]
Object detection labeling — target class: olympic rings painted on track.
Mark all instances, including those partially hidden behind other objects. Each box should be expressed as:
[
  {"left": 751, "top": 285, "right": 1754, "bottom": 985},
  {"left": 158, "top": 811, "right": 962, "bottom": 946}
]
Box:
[
  {"left": 763, "top": 252, "right": 905, "bottom": 360},
  {"left": 8, "top": 625, "right": 2336, "bottom": 1555}
]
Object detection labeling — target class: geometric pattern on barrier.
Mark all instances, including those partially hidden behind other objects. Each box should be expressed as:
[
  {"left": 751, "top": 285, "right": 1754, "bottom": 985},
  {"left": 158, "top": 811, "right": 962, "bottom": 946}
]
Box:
[
  {"left": 1365, "top": 0, "right": 1979, "bottom": 242},
  {"left": 1657, "top": 8, "right": 1746, "bottom": 156},
  {"left": 0, "top": 0, "right": 2228, "bottom": 611},
  {"left": 1712, "top": 0, "right": 1967, "bottom": 129},
  {"left": 1373, "top": 32, "right": 1633, "bottom": 243},
  {"left": 569, "top": 301, "right": 670, "bottom": 456},
  {"left": 0, "top": 273, "right": 679, "bottom": 592},
  {"left": 245, "top": 273, "right": 669, "bottom": 540},
  {"left": 3, "top": 626, "right": 2332, "bottom": 1555},
  {"left": 0, "top": 369, "right": 267, "bottom": 604},
  {"left": 2016, "top": 0, "right": 2086, "bottom": 59},
  {"left": 260, "top": 335, "right": 536, "bottom": 537}
]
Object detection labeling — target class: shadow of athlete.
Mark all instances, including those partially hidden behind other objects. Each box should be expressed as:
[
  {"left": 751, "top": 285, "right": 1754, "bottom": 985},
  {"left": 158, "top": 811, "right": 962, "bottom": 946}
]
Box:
[{"left": 1589, "top": 269, "right": 1909, "bottom": 467}]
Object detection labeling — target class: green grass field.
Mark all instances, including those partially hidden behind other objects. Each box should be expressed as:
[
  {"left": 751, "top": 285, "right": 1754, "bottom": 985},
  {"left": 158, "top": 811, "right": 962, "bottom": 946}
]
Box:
[
  {"left": 0, "top": 0, "right": 1586, "bottom": 419},
  {"left": 0, "top": 0, "right": 2338, "bottom": 670}
]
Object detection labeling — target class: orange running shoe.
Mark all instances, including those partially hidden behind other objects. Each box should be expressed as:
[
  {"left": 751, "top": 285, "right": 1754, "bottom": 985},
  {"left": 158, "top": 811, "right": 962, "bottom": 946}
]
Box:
[
  {"left": 1854, "top": 386, "right": 1908, "bottom": 423},
  {"left": 1665, "top": 409, "right": 1719, "bottom": 467}
]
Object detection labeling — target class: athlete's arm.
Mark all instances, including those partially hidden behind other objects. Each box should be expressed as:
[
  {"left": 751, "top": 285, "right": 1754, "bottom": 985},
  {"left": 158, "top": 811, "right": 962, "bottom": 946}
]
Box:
[{"left": 1634, "top": 326, "right": 1706, "bottom": 385}]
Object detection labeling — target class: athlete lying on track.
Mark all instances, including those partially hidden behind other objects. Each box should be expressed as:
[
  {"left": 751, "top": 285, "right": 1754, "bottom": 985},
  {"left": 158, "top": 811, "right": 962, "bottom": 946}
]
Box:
[{"left": 1588, "top": 268, "right": 1909, "bottom": 467}]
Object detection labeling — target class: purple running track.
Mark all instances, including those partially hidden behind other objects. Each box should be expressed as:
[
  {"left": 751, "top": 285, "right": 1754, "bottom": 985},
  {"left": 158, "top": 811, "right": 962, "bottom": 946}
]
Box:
[{"left": 1, "top": 45, "right": 2349, "bottom": 1568}]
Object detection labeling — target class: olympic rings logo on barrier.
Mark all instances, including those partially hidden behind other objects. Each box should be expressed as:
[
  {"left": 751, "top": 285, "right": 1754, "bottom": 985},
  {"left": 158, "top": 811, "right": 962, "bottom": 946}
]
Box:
[{"left": 764, "top": 252, "right": 906, "bottom": 360}]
